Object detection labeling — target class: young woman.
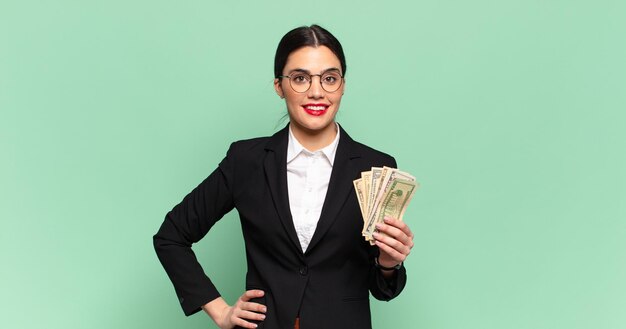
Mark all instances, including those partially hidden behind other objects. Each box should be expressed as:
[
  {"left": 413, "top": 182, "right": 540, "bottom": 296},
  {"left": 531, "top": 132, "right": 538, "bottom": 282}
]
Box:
[{"left": 154, "top": 25, "right": 415, "bottom": 329}]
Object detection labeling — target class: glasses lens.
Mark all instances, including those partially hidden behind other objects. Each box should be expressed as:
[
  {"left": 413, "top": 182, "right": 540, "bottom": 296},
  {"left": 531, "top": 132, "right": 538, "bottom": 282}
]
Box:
[
  {"left": 321, "top": 72, "right": 342, "bottom": 92},
  {"left": 286, "top": 72, "right": 343, "bottom": 93},
  {"left": 289, "top": 73, "right": 311, "bottom": 93}
]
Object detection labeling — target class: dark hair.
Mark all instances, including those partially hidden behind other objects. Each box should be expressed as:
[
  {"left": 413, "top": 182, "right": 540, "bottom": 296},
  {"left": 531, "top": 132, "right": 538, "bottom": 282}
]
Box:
[{"left": 274, "top": 24, "right": 346, "bottom": 78}]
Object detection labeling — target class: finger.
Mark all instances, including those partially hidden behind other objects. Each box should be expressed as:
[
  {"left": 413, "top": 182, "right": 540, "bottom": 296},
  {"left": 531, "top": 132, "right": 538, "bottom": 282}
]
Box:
[
  {"left": 231, "top": 303, "right": 266, "bottom": 328},
  {"left": 241, "top": 301, "right": 267, "bottom": 313},
  {"left": 241, "top": 289, "right": 265, "bottom": 301},
  {"left": 237, "top": 309, "right": 267, "bottom": 322},
  {"left": 373, "top": 232, "right": 411, "bottom": 257},
  {"left": 376, "top": 223, "right": 406, "bottom": 241},
  {"left": 231, "top": 316, "right": 259, "bottom": 329},
  {"left": 384, "top": 217, "right": 413, "bottom": 237},
  {"left": 383, "top": 217, "right": 414, "bottom": 243},
  {"left": 375, "top": 223, "right": 413, "bottom": 248},
  {"left": 375, "top": 240, "right": 407, "bottom": 263}
]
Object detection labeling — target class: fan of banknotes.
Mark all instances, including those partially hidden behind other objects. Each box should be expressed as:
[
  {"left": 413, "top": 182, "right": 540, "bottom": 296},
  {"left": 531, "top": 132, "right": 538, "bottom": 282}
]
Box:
[{"left": 353, "top": 167, "right": 419, "bottom": 245}]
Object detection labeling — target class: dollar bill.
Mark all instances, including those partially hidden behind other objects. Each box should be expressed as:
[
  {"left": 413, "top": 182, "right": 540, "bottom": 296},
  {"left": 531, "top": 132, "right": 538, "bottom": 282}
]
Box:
[
  {"left": 361, "top": 171, "right": 372, "bottom": 220},
  {"left": 363, "top": 178, "right": 417, "bottom": 243},
  {"left": 357, "top": 164, "right": 419, "bottom": 243},
  {"left": 367, "top": 167, "right": 415, "bottom": 226},
  {"left": 352, "top": 178, "right": 367, "bottom": 221},
  {"left": 362, "top": 167, "right": 414, "bottom": 240},
  {"left": 367, "top": 167, "right": 383, "bottom": 218}
]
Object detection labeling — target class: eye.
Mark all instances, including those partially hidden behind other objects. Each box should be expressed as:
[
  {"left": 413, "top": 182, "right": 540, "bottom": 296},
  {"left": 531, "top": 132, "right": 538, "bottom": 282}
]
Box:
[
  {"left": 322, "top": 73, "right": 341, "bottom": 85},
  {"left": 291, "top": 73, "right": 310, "bottom": 84}
]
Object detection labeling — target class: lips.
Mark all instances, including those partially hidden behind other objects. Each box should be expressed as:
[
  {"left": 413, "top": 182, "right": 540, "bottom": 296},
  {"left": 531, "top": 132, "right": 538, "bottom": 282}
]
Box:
[{"left": 303, "top": 104, "right": 329, "bottom": 116}]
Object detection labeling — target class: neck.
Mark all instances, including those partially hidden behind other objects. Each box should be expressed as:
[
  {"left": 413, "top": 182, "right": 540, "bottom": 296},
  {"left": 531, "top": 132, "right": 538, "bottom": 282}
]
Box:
[{"left": 290, "top": 123, "right": 338, "bottom": 151}]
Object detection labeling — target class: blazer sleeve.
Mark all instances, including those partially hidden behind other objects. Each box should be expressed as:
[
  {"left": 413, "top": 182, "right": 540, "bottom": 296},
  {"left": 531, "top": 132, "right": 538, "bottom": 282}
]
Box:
[
  {"left": 369, "top": 259, "right": 407, "bottom": 301},
  {"left": 367, "top": 155, "right": 408, "bottom": 301},
  {"left": 153, "top": 143, "right": 237, "bottom": 316}
]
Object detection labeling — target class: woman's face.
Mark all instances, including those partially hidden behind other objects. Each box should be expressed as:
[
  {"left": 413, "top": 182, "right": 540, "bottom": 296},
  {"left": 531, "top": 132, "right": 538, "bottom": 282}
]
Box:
[{"left": 274, "top": 46, "right": 344, "bottom": 137}]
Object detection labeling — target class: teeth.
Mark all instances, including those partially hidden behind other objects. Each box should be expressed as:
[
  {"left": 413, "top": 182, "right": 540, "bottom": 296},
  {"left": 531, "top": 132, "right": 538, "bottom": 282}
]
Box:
[{"left": 305, "top": 106, "right": 327, "bottom": 111}]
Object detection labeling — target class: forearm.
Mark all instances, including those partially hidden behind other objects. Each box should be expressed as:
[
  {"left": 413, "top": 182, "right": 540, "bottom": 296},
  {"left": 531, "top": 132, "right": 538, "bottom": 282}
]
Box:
[
  {"left": 153, "top": 219, "right": 222, "bottom": 315},
  {"left": 154, "top": 162, "right": 236, "bottom": 315},
  {"left": 202, "top": 297, "right": 229, "bottom": 326}
]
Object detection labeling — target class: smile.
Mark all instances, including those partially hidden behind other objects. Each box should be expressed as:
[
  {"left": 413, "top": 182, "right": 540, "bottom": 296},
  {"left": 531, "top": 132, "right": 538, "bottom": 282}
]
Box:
[{"left": 303, "top": 104, "right": 329, "bottom": 116}]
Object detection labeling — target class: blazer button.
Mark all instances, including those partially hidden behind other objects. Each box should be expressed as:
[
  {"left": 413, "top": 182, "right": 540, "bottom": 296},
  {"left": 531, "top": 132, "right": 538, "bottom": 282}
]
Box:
[{"left": 299, "top": 266, "right": 308, "bottom": 276}]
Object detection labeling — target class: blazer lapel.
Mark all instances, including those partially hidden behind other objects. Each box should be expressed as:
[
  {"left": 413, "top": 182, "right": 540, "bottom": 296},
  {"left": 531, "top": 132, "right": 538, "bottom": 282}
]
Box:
[
  {"left": 264, "top": 126, "right": 304, "bottom": 256},
  {"left": 306, "top": 125, "right": 361, "bottom": 254}
]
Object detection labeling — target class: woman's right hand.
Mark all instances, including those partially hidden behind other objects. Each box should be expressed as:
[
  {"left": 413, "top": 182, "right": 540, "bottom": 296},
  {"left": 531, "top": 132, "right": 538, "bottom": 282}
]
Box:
[{"left": 206, "top": 290, "right": 267, "bottom": 329}]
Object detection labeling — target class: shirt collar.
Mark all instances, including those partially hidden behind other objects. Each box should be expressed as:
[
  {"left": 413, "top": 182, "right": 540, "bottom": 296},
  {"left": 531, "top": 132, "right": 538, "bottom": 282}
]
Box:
[{"left": 287, "top": 123, "right": 341, "bottom": 166}]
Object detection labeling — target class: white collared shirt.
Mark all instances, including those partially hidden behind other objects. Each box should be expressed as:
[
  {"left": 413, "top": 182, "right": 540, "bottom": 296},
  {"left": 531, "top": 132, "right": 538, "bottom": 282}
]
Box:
[{"left": 287, "top": 124, "right": 340, "bottom": 252}]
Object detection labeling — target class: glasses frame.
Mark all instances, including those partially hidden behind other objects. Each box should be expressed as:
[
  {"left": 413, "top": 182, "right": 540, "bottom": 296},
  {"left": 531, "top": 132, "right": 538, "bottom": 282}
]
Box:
[{"left": 277, "top": 71, "right": 344, "bottom": 93}]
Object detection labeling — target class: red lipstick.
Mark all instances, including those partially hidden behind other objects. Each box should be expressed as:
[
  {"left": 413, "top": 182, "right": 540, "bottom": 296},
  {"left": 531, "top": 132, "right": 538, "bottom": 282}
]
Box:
[{"left": 302, "top": 103, "right": 329, "bottom": 116}]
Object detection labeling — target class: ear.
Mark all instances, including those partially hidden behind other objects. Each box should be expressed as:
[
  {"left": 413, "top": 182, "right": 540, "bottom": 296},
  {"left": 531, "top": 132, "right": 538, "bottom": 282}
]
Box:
[{"left": 274, "top": 78, "right": 284, "bottom": 99}]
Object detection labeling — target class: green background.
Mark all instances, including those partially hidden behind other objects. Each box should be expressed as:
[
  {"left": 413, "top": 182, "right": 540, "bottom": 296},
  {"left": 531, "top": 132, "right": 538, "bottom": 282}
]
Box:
[{"left": 1, "top": 0, "right": 625, "bottom": 328}]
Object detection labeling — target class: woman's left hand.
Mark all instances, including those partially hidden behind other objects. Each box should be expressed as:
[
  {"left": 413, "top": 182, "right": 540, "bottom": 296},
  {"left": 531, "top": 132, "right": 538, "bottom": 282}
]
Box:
[{"left": 373, "top": 216, "right": 414, "bottom": 269}]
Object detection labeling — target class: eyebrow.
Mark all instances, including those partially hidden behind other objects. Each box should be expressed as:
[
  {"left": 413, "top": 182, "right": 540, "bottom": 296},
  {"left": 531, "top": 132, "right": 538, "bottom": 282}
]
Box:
[{"left": 287, "top": 67, "right": 342, "bottom": 75}]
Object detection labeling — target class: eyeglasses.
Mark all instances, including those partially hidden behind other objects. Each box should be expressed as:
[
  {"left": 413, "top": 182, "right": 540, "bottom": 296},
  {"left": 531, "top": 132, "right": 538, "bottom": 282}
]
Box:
[{"left": 278, "top": 71, "right": 344, "bottom": 93}]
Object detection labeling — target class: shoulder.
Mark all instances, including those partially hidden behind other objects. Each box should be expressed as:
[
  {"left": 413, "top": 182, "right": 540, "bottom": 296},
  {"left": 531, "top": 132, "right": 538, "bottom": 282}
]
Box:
[
  {"left": 341, "top": 131, "right": 397, "bottom": 168},
  {"left": 217, "top": 136, "right": 272, "bottom": 184},
  {"left": 226, "top": 126, "right": 288, "bottom": 156},
  {"left": 356, "top": 141, "right": 397, "bottom": 168},
  {"left": 340, "top": 125, "right": 395, "bottom": 162},
  {"left": 353, "top": 140, "right": 395, "bottom": 161},
  {"left": 228, "top": 136, "right": 272, "bottom": 154},
  {"left": 220, "top": 136, "right": 273, "bottom": 170}
]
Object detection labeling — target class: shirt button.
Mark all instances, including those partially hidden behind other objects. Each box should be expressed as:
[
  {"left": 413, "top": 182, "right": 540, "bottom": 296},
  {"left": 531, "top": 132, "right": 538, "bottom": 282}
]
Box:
[{"left": 299, "top": 266, "right": 308, "bottom": 276}]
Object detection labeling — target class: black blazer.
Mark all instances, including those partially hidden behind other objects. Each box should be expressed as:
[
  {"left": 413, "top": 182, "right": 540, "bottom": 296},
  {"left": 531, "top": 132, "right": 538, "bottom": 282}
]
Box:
[{"left": 154, "top": 124, "right": 407, "bottom": 329}]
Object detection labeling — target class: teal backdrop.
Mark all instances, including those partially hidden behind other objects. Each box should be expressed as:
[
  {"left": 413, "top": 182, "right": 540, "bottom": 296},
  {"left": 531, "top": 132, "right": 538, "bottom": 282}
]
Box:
[{"left": 1, "top": 1, "right": 625, "bottom": 328}]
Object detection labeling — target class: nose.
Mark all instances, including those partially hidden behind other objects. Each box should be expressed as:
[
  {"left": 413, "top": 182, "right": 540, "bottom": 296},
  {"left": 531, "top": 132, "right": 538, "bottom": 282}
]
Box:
[{"left": 307, "top": 75, "right": 324, "bottom": 99}]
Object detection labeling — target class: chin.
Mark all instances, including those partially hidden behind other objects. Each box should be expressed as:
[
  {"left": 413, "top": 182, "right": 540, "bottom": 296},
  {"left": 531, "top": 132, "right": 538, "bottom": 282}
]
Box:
[{"left": 305, "top": 121, "right": 336, "bottom": 133}]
